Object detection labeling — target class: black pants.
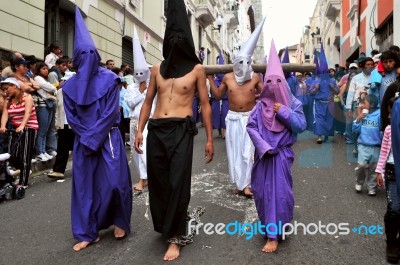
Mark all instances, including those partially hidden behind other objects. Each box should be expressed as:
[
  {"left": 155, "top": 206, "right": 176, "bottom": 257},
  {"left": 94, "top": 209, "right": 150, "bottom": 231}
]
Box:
[
  {"left": 9, "top": 128, "right": 36, "bottom": 186},
  {"left": 147, "top": 117, "right": 197, "bottom": 238},
  {"left": 53, "top": 126, "right": 75, "bottom": 173}
]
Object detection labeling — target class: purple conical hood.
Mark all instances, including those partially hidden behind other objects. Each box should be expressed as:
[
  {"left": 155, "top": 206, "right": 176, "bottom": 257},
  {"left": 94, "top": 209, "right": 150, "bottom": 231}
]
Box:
[
  {"left": 318, "top": 43, "right": 329, "bottom": 75},
  {"left": 216, "top": 49, "right": 225, "bottom": 82},
  {"left": 313, "top": 49, "right": 319, "bottom": 76},
  {"left": 260, "top": 39, "right": 293, "bottom": 132},
  {"left": 264, "top": 39, "right": 285, "bottom": 78},
  {"left": 63, "top": 6, "right": 116, "bottom": 106},
  {"left": 281, "top": 46, "right": 290, "bottom": 63}
]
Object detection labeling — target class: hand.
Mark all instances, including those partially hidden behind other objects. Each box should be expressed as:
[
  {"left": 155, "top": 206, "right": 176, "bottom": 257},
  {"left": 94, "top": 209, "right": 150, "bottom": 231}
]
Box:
[
  {"left": 273, "top": 103, "right": 281, "bottom": 112},
  {"left": 377, "top": 173, "right": 383, "bottom": 187},
  {"left": 0, "top": 127, "right": 6, "bottom": 134},
  {"left": 16, "top": 125, "right": 24, "bottom": 133},
  {"left": 134, "top": 132, "right": 143, "bottom": 154},
  {"left": 206, "top": 75, "right": 214, "bottom": 81},
  {"left": 356, "top": 112, "right": 367, "bottom": 122},
  {"left": 204, "top": 142, "right": 214, "bottom": 164}
]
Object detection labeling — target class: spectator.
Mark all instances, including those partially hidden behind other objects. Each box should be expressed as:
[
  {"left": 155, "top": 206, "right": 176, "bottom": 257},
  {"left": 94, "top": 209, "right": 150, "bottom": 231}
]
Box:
[
  {"left": 33, "top": 62, "right": 58, "bottom": 161},
  {"left": 106, "top": 59, "right": 115, "bottom": 70},
  {"left": 45, "top": 44, "right": 62, "bottom": 70},
  {"left": 9, "top": 58, "right": 40, "bottom": 94},
  {"left": 0, "top": 77, "right": 38, "bottom": 188},
  {"left": 198, "top": 47, "right": 205, "bottom": 64}
]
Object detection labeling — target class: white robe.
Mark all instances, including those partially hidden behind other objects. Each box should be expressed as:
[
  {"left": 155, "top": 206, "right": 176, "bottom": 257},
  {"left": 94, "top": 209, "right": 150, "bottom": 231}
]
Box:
[
  {"left": 124, "top": 81, "right": 156, "bottom": 180},
  {"left": 225, "top": 110, "right": 254, "bottom": 190}
]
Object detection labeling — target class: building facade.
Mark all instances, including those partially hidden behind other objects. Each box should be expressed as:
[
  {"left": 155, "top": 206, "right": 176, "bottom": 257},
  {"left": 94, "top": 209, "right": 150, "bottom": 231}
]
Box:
[{"left": 0, "top": 0, "right": 246, "bottom": 70}]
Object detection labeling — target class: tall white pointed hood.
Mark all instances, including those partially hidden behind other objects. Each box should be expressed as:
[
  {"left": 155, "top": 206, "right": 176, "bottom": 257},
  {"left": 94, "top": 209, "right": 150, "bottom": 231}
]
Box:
[
  {"left": 233, "top": 17, "right": 266, "bottom": 85},
  {"left": 133, "top": 26, "right": 149, "bottom": 83}
]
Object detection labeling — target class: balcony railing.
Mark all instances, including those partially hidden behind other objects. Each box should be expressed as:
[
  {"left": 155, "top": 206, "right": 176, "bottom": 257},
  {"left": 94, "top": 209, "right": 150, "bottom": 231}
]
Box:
[{"left": 195, "top": 0, "right": 216, "bottom": 27}]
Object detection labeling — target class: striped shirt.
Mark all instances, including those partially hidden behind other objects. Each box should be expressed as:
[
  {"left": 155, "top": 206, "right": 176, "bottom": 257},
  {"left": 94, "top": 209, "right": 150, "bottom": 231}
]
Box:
[
  {"left": 376, "top": 125, "right": 394, "bottom": 174},
  {"left": 8, "top": 93, "right": 38, "bottom": 130}
]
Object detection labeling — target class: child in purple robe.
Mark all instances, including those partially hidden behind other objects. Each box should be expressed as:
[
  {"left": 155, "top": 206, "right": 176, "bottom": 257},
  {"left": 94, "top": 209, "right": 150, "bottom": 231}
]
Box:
[{"left": 247, "top": 40, "right": 306, "bottom": 253}]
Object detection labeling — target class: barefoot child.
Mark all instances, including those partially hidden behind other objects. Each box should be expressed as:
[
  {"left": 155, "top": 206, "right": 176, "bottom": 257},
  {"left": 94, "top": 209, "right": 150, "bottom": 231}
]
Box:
[{"left": 246, "top": 40, "right": 306, "bottom": 253}]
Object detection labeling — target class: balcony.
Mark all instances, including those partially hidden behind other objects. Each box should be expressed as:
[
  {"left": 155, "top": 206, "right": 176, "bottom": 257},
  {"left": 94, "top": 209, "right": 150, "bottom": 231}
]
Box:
[
  {"left": 325, "top": 0, "right": 341, "bottom": 22},
  {"left": 195, "top": 0, "right": 216, "bottom": 28},
  {"left": 225, "top": 3, "right": 239, "bottom": 27}
]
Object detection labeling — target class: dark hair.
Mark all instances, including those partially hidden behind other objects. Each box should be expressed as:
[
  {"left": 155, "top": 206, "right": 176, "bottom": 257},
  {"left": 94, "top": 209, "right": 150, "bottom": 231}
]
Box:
[
  {"left": 389, "top": 45, "right": 400, "bottom": 54},
  {"left": 124, "top": 68, "right": 134, "bottom": 75},
  {"left": 380, "top": 50, "right": 399, "bottom": 62},
  {"left": 48, "top": 43, "right": 60, "bottom": 54},
  {"left": 388, "top": 96, "right": 398, "bottom": 110},
  {"left": 35, "top": 61, "right": 48, "bottom": 76},
  {"left": 370, "top": 49, "right": 380, "bottom": 56},
  {"left": 362, "top": 93, "right": 379, "bottom": 107},
  {"left": 55, "top": 58, "right": 68, "bottom": 65},
  {"left": 106, "top": 59, "right": 114, "bottom": 64},
  {"left": 111, "top": 67, "right": 121, "bottom": 75},
  {"left": 381, "top": 81, "right": 400, "bottom": 130},
  {"left": 358, "top": 57, "right": 374, "bottom": 68},
  {"left": 25, "top": 55, "right": 37, "bottom": 68}
]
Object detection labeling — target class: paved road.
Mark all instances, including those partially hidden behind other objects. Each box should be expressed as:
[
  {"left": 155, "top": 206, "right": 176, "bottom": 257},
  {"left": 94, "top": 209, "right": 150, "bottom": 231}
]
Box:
[{"left": 0, "top": 129, "right": 389, "bottom": 264}]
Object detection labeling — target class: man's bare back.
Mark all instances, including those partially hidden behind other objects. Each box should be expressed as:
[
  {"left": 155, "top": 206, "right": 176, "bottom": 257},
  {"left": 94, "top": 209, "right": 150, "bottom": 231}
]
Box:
[{"left": 209, "top": 72, "right": 262, "bottom": 112}]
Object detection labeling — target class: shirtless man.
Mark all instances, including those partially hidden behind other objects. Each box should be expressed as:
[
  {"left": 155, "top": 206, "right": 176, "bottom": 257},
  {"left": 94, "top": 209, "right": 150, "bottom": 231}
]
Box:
[
  {"left": 208, "top": 72, "right": 262, "bottom": 197},
  {"left": 207, "top": 18, "right": 265, "bottom": 198},
  {"left": 134, "top": 0, "right": 214, "bottom": 261}
]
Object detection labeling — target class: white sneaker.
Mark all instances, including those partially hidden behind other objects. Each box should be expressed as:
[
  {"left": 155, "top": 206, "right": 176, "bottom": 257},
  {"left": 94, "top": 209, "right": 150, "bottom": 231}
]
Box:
[
  {"left": 355, "top": 184, "right": 362, "bottom": 193},
  {"left": 37, "top": 153, "right": 49, "bottom": 162},
  {"left": 49, "top": 151, "right": 57, "bottom": 157},
  {"left": 43, "top": 153, "right": 53, "bottom": 160},
  {"left": 31, "top": 158, "right": 37, "bottom": 164}
]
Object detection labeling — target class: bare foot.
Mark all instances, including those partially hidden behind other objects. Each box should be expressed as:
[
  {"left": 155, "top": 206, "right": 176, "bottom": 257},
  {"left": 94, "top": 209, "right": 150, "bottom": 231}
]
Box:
[
  {"left": 133, "top": 179, "right": 148, "bottom": 191},
  {"left": 163, "top": 243, "right": 180, "bottom": 261},
  {"left": 261, "top": 238, "right": 278, "bottom": 253},
  {"left": 114, "top": 225, "right": 126, "bottom": 239},
  {"left": 73, "top": 237, "right": 100, "bottom": 252},
  {"left": 243, "top": 187, "right": 253, "bottom": 197}
]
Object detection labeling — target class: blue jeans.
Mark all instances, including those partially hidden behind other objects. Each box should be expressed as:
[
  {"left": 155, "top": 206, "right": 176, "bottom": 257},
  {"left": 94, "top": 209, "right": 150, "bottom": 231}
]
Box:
[{"left": 35, "top": 106, "right": 57, "bottom": 155}]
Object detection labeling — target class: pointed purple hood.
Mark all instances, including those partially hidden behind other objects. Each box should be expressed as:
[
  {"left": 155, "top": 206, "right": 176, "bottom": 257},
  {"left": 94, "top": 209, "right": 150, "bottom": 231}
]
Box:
[
  {"left": 63, "top": 6, "right": 117, "bottom": 105},
  {"left": 260, "top": 39, "right": 293, "bottom": 132}
]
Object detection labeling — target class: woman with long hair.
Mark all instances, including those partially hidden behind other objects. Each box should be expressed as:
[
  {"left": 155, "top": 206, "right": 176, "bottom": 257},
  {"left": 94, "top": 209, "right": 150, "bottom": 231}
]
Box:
[{"left": 33, "top": 62, "right": 57, "bottom": 161}]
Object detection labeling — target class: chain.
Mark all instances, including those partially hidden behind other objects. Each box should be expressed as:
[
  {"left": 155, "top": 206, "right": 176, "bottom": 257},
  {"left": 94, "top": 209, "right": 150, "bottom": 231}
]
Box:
[{"left": 167, "top": 206, "right": 206, "bottom": 246}]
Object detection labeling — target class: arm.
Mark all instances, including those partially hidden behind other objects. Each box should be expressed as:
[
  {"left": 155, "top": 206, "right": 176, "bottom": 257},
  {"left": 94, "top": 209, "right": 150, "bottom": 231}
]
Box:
[
  {"left": 124, "top": 82, "right": 146, "bottom": 109},
  {"left": 134, "top": 66, "right": 157, "bottom": 154},
  {"left": 246, "top": 105, "right": 273, "bottom": 157},
  {"left": 0, "top": 100, "right": 9, "bottom": 133},
  {"left": 197, "top": 65, "right": 214, "bottom": 163},
  {"left": 308, "top": 81, "right": 320, "bottom": 95},
  {"left": 34, "top": 76, "right": 57, "bottom": 94},
  {"left": 79, "top": 87, "right": 120, "bottom": 152},
  {"left": 62, "top": 93, "right": 89, "bottom": 135},
  {"left": 16, "top": 94, "right": 34, "bottom": 133},
  {"left": 275, "top": 100, "right": 306, "bottom": 134},
  {"left": 207, "top": 75, "right": 227, "bottom": 100},
  {"left": 376, "top": 126, "right": 391, "bottom": 174}
]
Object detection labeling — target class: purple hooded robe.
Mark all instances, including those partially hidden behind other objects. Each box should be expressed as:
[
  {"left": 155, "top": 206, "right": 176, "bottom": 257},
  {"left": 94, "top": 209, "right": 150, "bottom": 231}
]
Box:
[
  {"left": 62, "top": 6, "right": 132, "bottom": 242},
  {"left": 246, "top": 40, "right": 306, "bottom": 239}
]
